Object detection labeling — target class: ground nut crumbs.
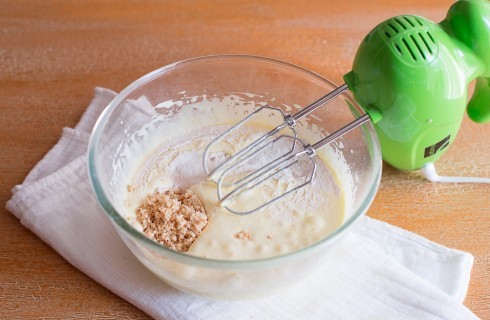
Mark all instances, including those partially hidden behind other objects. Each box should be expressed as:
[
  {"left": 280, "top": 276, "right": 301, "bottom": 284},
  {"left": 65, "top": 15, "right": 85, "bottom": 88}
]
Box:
[
  {"left": 234, "top": 231, "right": 253, "bottom": 241},
  {"left": 127, "top": 185, "right": 135, "bottom": 192},
  {"left": 135, "top": 188, "right": 208, "bottom": 252}
]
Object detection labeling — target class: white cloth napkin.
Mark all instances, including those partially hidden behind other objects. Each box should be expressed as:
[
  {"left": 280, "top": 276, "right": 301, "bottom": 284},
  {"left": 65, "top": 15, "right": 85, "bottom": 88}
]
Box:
[{"left": 6, "top": 87, "right": 479, "bottom": 320}]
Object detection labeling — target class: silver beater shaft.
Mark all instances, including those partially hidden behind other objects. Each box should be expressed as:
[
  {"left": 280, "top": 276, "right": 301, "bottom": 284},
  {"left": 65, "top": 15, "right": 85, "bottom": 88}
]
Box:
[
  {"left": 290, "top": 83, "right": 349, "bottom": 121},
  {"left": 311, "top": 113, "right": 371, "bottom": 150}
]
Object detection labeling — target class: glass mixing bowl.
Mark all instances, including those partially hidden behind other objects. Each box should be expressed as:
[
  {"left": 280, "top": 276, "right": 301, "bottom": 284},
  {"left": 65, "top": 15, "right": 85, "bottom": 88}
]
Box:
[{"left": 88, "top": 55, "right": 382, "bottom": 300}]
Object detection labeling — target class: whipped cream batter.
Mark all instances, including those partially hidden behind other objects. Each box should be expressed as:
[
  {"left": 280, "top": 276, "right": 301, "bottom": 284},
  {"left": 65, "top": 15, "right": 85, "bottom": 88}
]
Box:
[{"left": 118, "top": 93, "right": 353, "bottom": 260}]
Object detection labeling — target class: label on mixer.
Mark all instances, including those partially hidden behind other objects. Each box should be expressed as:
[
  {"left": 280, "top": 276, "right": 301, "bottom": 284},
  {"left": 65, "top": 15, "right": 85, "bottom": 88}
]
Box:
[{"left": 424, "top": 135, "right": 450, "bottom": 158}]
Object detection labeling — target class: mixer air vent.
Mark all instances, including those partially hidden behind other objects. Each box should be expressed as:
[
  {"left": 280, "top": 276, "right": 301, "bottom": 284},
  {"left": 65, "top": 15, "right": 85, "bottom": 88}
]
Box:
[{"left": 381, "top": 15, "right": 437, "bottom": 63}]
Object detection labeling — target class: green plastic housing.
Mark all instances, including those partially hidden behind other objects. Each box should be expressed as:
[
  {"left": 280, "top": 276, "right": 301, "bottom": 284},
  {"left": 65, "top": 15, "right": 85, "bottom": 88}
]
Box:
[{"left": 344, "top": 0, "right": 489, "bottom": 171}]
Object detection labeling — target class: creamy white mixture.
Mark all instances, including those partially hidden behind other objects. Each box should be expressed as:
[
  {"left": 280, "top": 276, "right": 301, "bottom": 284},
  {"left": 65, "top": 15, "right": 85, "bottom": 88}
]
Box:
[{"left": 117, "top": 94, "right": 353, "bottom": 261}]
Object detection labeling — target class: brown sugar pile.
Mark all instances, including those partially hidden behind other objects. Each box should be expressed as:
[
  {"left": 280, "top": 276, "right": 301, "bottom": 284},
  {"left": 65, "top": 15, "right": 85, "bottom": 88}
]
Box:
[{"left": 135, "top": 188, "right": 208, "bottom": 252}]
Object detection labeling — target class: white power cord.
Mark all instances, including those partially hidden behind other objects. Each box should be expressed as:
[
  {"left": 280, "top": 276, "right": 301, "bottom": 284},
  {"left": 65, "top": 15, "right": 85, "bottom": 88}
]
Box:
[{"left": 420, "top": 163, "right": 490, "bottom": 183}]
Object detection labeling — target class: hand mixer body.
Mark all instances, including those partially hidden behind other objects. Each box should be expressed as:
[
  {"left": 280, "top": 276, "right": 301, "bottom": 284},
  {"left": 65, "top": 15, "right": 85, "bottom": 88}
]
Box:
[{"left": 344, "top": 0, "right": 489, "bottom": 171}]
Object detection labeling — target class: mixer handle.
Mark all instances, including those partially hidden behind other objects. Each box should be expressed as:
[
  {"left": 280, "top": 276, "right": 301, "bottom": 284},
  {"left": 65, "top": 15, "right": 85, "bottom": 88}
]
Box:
[
  {"left": 440, "top": 0, "right": 490, "bottom": 123},
  {"left": 467, "top": 77, "right": 490, "bottom": 123}
]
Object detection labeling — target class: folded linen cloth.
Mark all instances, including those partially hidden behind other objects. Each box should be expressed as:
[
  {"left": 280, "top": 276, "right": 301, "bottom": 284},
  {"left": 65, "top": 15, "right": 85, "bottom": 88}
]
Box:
[{"left": 6, "top": 87, "right": 478, "bottom": 320}]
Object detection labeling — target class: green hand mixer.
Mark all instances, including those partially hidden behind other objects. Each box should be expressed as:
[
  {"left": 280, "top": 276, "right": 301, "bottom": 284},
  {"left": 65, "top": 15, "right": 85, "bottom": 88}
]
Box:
[{"left": 203, "top": 0, "right": 490, "bottom": 215}]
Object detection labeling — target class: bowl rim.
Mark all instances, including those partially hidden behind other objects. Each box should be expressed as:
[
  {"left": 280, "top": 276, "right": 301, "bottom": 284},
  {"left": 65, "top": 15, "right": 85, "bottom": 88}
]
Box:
[{"left": 87, "top": 54, "right": 382, "bottom": 269}]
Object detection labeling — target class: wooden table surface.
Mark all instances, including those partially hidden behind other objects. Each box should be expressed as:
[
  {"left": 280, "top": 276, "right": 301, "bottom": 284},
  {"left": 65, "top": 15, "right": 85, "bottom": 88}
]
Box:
[{"left": 1, "top": 0, "right": 488, "bottom": 319}]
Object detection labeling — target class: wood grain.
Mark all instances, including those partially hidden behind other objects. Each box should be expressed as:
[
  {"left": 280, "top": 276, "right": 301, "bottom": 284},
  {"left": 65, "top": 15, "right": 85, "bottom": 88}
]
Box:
[{"left": 1, "top": 0, "right": 488, "bottom": 319}]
